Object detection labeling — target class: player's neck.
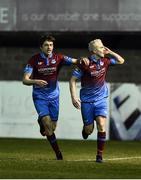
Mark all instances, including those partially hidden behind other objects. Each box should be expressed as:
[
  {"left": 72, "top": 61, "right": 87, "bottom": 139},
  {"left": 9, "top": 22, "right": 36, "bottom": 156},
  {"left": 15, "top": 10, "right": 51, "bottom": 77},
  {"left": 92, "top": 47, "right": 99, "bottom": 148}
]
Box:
[
  {"left": 90, "top": 54, "right": 100, "bottom": 62},
  {"left": 42, "top": 52, "right": 53, "bottom": 58}
]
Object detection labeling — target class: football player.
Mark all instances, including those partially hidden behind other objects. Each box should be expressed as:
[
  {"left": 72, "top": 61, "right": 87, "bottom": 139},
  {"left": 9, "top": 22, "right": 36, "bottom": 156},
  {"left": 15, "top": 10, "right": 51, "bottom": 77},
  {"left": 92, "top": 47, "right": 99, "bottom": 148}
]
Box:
[
  {"left": 69, "top": 39, "right": 124, "bottom": 162},
  {"left": 23, "top": 35, "right": 89, "bottom": 160}
]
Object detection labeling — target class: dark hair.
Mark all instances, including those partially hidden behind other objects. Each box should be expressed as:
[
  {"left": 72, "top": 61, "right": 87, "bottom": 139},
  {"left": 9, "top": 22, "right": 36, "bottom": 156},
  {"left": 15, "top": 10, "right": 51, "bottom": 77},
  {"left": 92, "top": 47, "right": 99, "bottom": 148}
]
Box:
[{"left": 39, "top": 35, "right": 55, "bottom": 47}]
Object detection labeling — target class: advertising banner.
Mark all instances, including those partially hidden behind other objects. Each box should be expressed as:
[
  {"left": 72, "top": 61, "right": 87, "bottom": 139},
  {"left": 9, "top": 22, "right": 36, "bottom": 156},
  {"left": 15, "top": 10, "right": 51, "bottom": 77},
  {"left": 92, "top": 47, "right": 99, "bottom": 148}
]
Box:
[
  {"left": 1, "top": 0, "right": 141, "bottom": 31},
  {"left": 110, "top": 83, "right": 141, "bottom": 140},
  {"left": 0, "top": 0, "right": 16, "bottom": 30}
]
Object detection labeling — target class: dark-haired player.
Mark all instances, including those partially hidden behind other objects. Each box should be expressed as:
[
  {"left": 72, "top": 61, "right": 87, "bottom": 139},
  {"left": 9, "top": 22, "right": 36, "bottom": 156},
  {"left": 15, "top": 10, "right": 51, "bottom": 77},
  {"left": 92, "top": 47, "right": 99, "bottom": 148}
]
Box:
[
  {"left": 69, "top": 39, "right": 124, "bottom": 162},
  {"left": 23, "top": 35, "right": 89, "bottom": 160}
]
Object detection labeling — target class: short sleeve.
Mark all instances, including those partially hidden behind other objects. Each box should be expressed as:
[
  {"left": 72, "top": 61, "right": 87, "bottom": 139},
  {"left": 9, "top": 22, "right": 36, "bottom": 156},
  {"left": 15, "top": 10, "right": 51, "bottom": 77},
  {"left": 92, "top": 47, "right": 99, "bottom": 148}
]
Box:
[
  {"left": 63, "top": 55, "right": 73, "bottom": 65},
  {"left": 109, "top": 58, "right": 117, "bottom": 65},
  {"left": 24, "top": 57, "right": 34, "bottom": 74},
  {"left": 72, "top": 68, "right": 83, "bottom": 79}
]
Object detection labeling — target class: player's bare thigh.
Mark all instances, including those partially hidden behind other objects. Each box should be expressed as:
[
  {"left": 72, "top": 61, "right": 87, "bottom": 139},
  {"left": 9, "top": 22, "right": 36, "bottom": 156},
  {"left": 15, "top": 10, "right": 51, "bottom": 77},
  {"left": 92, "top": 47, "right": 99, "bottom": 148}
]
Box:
[{"left": 96, "top": 116, "right": 106, "bottom": 132}]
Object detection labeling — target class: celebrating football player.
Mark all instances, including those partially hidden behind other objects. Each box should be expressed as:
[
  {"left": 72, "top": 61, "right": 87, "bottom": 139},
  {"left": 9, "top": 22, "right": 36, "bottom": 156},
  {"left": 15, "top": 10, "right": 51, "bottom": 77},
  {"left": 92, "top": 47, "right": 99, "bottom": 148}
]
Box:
[{"left": 69, "top": 39, "right": 124, "bottom": 162}]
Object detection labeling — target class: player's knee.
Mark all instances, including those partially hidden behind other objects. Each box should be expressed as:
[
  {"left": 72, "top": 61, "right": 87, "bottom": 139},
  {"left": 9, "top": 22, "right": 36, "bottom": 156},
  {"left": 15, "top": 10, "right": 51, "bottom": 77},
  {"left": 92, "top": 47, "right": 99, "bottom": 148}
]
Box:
[{"left": 97, "top": 124, "right": 105, "bottom": 132}]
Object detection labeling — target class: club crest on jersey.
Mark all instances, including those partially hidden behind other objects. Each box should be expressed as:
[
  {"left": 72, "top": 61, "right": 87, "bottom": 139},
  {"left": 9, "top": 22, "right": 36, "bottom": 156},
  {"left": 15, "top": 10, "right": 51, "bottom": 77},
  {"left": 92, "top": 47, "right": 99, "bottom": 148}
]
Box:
[
  {"left": 100, "top": 61, "right": 104, "bottom": 66},
  {"left": 51, "top": 59, "right": 56, "bottom": 64},
  {"left": 38, "top": 61, "right": 43, "bottom": 65}
]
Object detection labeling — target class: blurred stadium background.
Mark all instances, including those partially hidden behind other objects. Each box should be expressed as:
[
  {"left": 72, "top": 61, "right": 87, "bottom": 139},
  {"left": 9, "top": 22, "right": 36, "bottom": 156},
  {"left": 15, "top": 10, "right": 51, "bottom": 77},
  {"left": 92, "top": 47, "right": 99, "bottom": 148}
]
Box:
[{"left": 0, "top": 0, "right": 141, "bottom": 178}]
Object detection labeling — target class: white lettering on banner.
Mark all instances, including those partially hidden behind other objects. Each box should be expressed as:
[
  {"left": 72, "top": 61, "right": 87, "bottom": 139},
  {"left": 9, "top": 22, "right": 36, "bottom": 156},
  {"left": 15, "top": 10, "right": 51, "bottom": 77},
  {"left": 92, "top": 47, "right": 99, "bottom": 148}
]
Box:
[
  {"left": 22, "top": 13, "right": 80, "bottom": 22},
  {"left": 82, "top": 14, "right": 99, "bottom": 21},
  {"left": 30, "top": 14, "right": 45, "bottom": 21},
  {"left": 0, "top": 7, "right": 8, "bottom": 23},
  {"left": 102, "top": 13, "right": 141, "bottom": 22},
  {"left": 22, "top": 12, "right": 141, "bottom": 24},
  {"left": 22, "top": 13, "right": 99, "bottom": 22},
  {"left": 48, "top": 13, "right": 80, "bottom": 21}
]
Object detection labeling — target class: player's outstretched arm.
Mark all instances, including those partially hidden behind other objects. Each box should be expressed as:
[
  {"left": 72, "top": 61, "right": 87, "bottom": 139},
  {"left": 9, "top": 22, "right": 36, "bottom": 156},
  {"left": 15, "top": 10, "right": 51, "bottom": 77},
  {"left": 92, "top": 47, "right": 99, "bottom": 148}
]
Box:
[
  {"left": 71, "top": 58, "right": 89, "bottom": 66},
  {"left": 23, "top": 73, "right": 48, "bottom": 87},
  {"left": 105, "top": 47, "right": 125, "bottom": 64},
  {"left": 69, "top": 76, "right": 81, "bottom": 109}
]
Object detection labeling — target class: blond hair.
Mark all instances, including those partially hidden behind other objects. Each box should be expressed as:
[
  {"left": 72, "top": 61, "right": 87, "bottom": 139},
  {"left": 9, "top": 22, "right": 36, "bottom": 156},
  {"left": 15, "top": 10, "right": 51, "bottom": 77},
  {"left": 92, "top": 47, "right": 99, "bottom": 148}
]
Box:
[{"left": 88, "top": 39, "right": 102, "bottom": 52}]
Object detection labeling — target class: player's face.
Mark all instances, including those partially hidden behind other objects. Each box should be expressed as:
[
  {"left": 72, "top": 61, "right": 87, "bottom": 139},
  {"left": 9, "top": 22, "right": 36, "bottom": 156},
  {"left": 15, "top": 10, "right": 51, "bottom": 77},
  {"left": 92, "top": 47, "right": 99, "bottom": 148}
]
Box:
[
  {"left": 94, "top": 42, "right": 105, "bottom": 58},
  {"left": 41, "top": 40, "right": 54, "bottom": 56}
]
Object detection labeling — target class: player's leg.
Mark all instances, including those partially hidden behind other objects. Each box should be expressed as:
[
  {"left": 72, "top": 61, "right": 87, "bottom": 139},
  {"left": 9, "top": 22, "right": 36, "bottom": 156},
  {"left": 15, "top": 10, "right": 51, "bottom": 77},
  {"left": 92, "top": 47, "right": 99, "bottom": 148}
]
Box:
[
  {"left": 41, "top": 116, "right": 62, "bottom": 160},
  {"left": 34, "top": 98, "right": 62, "bottom": 160},
  {"left": 37, "top": 116, "right": 46, "bottom": 136},
  {"left": 94, "top": 98, "right": 108, "bottom": 163},
  {"left": 95, "top": 116, "right": 106, "bottom": 163},
  {"left": 81, "top": 102, "right": 95, "bottom": 139},
  {"left": 48, "top": 98, "right": 63, "bottom": 160},
  {"left": 82, "top": 124, "right": 94, "bottom": 139}
]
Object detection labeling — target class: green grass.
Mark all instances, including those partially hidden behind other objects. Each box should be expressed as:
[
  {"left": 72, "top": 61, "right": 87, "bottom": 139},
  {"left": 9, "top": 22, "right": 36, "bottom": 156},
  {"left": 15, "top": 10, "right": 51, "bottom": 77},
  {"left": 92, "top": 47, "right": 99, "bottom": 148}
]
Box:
[{"left": 0, "top": 138, "right": 141, "bottom": 179}]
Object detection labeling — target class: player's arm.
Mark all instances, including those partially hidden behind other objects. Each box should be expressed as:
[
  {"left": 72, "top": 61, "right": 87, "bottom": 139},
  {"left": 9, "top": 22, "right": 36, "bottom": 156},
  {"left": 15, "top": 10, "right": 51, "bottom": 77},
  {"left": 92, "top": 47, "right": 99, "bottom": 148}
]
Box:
[
  {"left": 22, "top": 64, "right": 47, "bottom": 87},
  {"left": 69, "top": 68, "right": 83, "bottom": 109},
  {"left": 69, "top": 76, "right": 81, "bottom": 109},
  {"left": 71, "top": 57, "right": 89, "bottom": 66},
  {"left": 105, "top": 47, "right": 125, "bottom": 64},
  {"left": 62, "top": 55, "right": 89, "bottom": 66},
  {"left": 22, "top": 73, "right": 48, "bottom": 87}
]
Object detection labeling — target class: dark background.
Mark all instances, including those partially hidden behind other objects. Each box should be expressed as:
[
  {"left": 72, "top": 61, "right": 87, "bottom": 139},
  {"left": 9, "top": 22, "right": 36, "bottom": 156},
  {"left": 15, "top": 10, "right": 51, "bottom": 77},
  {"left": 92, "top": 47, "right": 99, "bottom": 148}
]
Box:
[{"left": 0, "top": 31, "right": 141, "bottom": 83}]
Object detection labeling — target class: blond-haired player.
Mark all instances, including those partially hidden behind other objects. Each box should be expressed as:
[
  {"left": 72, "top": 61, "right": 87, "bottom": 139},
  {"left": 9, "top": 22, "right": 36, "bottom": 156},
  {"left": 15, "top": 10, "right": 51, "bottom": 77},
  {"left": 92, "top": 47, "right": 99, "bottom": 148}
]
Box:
[{"left": 70, "top": 39, "right": 124, "bottom": 162}]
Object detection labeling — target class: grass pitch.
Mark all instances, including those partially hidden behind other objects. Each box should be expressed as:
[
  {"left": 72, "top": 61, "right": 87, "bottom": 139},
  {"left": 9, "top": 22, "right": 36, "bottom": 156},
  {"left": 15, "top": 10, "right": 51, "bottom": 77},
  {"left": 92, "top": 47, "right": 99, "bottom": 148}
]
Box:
[{"left": 0, "top": 138, "right": 141, "bottom": 179}]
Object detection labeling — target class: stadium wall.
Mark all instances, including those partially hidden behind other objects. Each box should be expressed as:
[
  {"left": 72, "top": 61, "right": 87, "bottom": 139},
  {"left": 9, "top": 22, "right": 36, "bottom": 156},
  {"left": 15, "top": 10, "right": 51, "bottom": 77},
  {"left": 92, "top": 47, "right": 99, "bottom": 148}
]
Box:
[
  {"left": 1, "top": 81, "right": 141, "bottom": 140},
  {"left": 0, "top": 81, "right": 110, "bottom": 140}
]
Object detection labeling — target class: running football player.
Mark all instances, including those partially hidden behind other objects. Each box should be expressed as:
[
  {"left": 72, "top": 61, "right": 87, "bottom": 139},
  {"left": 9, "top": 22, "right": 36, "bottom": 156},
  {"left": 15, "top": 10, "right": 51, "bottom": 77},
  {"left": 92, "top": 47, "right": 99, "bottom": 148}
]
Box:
[
  {"left": 69, "top": 39, "right": 124, "bottom": 162},
  {"left": 23, "top": 35, "right": 89, "bottom": 160}
]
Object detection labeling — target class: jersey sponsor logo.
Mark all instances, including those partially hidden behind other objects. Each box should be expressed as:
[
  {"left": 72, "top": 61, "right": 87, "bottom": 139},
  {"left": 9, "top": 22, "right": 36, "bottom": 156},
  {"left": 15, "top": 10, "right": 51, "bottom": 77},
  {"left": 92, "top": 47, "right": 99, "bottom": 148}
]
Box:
[
  {"left": 90, "top": 67, "right": 106, "bottom": 77},
  {"left": 38, "top": 67, "right": 56, "bottom": 75},
  {"left": 51, "top": 59, "right": 56, "bottom": 64}
]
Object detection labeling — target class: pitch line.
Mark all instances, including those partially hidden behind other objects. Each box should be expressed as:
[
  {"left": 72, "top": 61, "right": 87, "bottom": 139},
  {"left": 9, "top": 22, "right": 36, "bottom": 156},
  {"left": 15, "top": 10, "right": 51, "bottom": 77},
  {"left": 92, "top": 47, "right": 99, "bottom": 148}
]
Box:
[
  {"left": 0, "top": 156, "right": 141, "bottom": 162},
  {"left": 67, "top": 156, "right": 141, "bottom": 162}
]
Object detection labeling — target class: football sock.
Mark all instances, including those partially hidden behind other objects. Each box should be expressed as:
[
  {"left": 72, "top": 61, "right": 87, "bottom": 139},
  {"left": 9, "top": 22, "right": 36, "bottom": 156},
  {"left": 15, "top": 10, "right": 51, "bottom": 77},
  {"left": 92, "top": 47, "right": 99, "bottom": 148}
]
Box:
[
  {"left": 97, "top": 131, "right": 106, "bottom": 157},
  {"left": 47, "top": 133, "right": 62, "bottom": 158}
]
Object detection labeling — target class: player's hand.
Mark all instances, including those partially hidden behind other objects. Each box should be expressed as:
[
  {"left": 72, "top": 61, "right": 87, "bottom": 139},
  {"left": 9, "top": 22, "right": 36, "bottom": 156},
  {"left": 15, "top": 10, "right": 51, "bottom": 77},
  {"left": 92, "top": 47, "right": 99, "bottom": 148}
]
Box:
[
  {"left": 80, "top": 57, "right": 89, "bottom": 66},
  {"left": 35, "top": 80, "right": 48, "bottom": 87},
  {"left": 72, "top": 97, "right": 81, "bottom": 109},
  {"left": 104, "top": 47, "right": 113, "bottom": 55}
]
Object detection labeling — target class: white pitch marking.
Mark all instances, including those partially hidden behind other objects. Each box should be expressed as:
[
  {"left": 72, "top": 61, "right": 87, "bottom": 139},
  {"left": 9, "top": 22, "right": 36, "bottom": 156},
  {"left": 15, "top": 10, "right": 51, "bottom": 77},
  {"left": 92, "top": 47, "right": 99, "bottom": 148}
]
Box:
[{"left": 66, "top": 156, "right": 141, "bottom": 162}]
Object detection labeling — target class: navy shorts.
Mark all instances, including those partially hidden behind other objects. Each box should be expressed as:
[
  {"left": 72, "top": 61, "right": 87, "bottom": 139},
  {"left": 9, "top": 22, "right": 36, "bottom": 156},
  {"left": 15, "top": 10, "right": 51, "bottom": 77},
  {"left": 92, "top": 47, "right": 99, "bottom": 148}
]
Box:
[
  {"left": 81, "top": 98, "right": 108, "bottom": 126},
  {"left": 33, "top": 98, "right": 59, "bottom": 121}
]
